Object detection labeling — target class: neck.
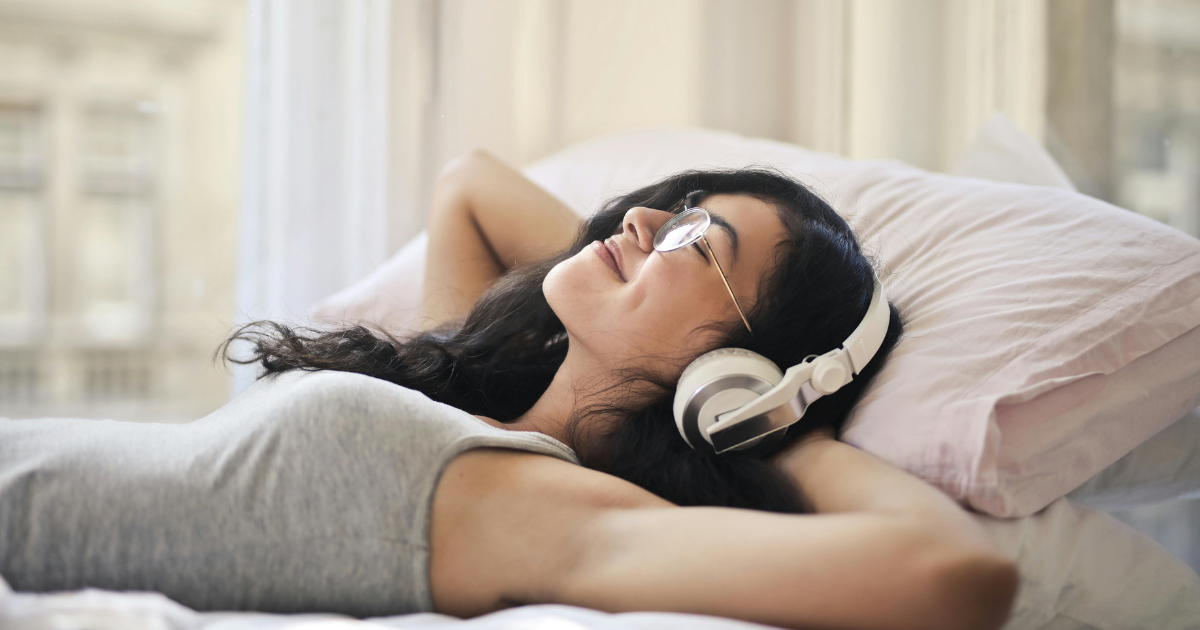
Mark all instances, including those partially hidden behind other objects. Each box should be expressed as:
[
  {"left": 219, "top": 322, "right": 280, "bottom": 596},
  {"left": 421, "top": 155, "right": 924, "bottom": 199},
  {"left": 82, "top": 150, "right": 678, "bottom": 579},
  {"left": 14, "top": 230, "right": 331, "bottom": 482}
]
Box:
[{"left": 508, "top": 338, "right": 611, "bottom": 448}]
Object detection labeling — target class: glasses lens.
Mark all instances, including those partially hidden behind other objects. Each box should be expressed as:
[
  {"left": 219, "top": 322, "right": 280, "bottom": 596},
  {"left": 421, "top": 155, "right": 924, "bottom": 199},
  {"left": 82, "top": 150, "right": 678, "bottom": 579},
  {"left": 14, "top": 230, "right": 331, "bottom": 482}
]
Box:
[{"left": 654, "top": 209, "right": 710, "bottom": 252}]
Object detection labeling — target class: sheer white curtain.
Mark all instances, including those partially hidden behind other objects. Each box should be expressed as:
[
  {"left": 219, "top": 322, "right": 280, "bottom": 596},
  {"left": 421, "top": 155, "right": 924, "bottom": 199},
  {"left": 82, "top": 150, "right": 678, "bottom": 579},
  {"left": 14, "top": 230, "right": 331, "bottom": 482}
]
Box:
[{"left": 233, "top": 0, "right": 392, "bottom": 395}]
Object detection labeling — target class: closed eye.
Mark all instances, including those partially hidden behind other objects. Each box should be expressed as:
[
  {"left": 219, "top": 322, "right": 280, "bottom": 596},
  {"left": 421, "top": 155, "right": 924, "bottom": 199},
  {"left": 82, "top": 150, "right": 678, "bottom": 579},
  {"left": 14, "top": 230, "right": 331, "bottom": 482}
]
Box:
[{"left": 691, "top": 242, "right": 710, "bottom": 264}]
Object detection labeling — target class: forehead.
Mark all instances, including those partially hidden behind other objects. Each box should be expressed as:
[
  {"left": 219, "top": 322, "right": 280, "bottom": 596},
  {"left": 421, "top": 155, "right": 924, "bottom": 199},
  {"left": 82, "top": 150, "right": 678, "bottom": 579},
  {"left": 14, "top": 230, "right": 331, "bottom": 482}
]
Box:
[
  {"left": 697, "top": 193, "right": 786, "bottom": 248},
  {"left": 697, "top": 193, "right": 788, "bottom": 281}
]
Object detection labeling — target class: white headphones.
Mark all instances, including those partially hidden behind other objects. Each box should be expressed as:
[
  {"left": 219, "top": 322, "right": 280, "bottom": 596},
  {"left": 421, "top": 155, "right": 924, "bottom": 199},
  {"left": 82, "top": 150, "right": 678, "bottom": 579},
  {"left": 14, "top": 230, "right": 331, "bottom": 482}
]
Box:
[{"left": 672, "top": 273, "right": 890, "bottom": 453}]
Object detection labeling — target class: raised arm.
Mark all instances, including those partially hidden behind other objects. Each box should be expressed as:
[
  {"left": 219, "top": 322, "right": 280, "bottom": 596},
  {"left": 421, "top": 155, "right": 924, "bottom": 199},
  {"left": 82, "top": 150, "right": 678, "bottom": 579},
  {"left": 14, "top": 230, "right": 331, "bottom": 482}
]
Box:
[
  {"left": 565, "top": 435, "right": 1018, "bottom": 630},
  {"left": 422, "top": 149, "right": 581, "bottom": 330},
  {"left": 430, "top": 440, "right": 1018, "bottom": 630},
  {"left": 771, "top": 429, "right": 1000, "bottom": 553}
]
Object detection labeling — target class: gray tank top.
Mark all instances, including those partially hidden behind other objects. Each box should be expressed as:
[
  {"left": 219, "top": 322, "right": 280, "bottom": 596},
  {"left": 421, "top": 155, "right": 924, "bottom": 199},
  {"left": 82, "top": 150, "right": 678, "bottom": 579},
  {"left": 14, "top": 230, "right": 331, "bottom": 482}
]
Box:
[{"left": 0, "top": 369, "right": 579, "bottom": 616}]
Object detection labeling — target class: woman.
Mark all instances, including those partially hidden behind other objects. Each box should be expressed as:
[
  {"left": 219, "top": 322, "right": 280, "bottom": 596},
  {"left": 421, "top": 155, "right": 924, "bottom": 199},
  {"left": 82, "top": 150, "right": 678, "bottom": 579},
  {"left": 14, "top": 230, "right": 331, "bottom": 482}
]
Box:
[
  {"left": 222, "top": 150, "right": 1018, "bottom": 629},
  {"left": 0, "top": 150, "right": 1016, "bottom": 630}
]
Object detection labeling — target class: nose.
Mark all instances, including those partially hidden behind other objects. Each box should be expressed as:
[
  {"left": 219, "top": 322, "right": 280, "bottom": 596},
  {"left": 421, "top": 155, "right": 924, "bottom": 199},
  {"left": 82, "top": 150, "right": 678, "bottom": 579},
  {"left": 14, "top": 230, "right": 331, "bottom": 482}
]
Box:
[{"left": 621, "top": 206, "right": 674, "bottom": 252}]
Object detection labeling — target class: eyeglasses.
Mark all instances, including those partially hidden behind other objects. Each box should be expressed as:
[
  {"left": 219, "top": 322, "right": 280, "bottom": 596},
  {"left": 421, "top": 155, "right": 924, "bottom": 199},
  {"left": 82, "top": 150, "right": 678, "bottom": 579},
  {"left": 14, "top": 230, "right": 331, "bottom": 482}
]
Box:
[{"left": 653, "top": 207, "right": 754, "bottom": 335}]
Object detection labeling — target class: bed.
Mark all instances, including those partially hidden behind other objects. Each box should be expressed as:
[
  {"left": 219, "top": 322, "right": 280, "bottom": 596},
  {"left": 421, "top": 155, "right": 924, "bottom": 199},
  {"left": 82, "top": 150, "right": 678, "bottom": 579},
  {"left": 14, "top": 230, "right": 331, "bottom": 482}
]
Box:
[
  {"left": 4, "top": 119, "right": 1200, "bottom": 630},
  {"left": 3, "top": 495, "right": 1198, "bottom": 630}
]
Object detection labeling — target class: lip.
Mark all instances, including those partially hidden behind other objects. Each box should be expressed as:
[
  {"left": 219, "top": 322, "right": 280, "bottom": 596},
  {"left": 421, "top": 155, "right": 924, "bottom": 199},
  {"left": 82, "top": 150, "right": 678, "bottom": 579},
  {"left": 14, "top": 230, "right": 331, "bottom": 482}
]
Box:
[
  {"left": 604, "top": 237, "right": 626, "bottom": 281},
  {"left": 591, "top": 239, "right": 626, "bottom": 282}
]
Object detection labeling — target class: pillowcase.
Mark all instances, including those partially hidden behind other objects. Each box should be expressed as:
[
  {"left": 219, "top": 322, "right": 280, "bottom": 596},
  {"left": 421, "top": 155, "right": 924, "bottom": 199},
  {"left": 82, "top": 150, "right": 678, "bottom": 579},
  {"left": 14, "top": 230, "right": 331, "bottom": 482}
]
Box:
[
  {"left": 949, "top": 113, "right": 1200, "bottom": 511},
  {"left": 311, "top": 126, "right": 1200, "bottom": 517},
  {"left": 311, "top": 233, "right": 427, "bottom": 336},
  {"left": 949, "top": 112, "right": 1077, "bottom": 191}
]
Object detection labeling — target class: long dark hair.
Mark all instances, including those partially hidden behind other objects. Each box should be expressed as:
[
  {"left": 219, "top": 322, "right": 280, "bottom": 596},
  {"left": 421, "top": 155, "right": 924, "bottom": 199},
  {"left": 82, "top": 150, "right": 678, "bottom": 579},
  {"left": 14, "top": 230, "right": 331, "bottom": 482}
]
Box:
[{"left": 219, "top": 167, "right": 904, "bottom": 513}]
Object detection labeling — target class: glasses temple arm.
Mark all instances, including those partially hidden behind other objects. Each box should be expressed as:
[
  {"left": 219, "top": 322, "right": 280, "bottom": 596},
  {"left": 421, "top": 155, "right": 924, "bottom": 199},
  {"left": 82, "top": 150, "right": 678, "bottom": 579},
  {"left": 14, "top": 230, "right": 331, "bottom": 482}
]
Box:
[{"left": 701, "top": 235, "right": 754, "bottom": 335}]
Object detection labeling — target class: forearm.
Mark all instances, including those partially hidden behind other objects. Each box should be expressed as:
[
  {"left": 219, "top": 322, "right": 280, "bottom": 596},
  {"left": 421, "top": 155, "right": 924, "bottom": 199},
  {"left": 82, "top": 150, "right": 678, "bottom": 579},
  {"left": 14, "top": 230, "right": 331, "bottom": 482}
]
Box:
[
  {"left": 422, "top": 178, "right": 505, "bottom": 329},
  {"left": 775, "top": 433, "right": 995, "bottom": 551},
  {"left": 436, "top": 149, "right": 579, "bottom": 268},
  {"left": 562, "top": 453, "right": 1018, "bottom": 630},
  {"left": 422, "top": 150, "right": 581, "bottom": 329}
]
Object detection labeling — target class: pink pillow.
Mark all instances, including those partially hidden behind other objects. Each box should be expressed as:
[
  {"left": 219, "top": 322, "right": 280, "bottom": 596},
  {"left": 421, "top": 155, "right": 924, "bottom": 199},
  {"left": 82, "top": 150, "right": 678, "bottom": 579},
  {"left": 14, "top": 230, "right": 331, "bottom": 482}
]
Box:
[
  {"left": 311, "top": 233, "right": 427, "bottom": 336},
  {"left": 951, "top": 114, "right": 1200, "bottom": 513},
  {"left": 313, "top": 128, "right": 1200, "bottom": 517}
]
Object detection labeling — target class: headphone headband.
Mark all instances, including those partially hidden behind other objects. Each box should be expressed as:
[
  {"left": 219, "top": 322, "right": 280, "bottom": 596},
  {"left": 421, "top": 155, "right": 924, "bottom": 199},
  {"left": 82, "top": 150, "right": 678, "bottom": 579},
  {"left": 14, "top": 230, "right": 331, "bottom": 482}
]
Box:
[{"left": 838, "top": 273, "right": 890, "bottom": 372}]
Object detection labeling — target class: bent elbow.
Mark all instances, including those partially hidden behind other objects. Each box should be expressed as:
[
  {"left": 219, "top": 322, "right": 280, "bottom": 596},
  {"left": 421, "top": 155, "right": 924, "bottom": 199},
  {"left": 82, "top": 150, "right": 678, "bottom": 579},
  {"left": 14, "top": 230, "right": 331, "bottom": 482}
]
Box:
[
  {"left": 438, "top": 148, "right": 495, "bottom": 181},
  {"left": 929, "top": 551, "right": 1019, "bottom": 630}
]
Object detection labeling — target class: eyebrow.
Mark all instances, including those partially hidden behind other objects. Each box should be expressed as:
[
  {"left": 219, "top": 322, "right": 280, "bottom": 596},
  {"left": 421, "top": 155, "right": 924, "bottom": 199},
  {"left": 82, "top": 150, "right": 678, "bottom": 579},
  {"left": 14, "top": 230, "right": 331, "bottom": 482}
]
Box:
[{"left": 706, "top": 211, "right": 740, "bottom": 263}]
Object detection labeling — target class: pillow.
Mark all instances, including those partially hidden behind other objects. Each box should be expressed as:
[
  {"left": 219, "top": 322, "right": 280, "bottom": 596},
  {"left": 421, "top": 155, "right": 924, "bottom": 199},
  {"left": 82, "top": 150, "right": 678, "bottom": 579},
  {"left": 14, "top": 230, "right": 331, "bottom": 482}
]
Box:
[
  {"left": 311, "top": 233, "right": 427, "bottom": 336},
  {"left": 949, "top": 113, "right": 1200, "bottom": 511},
  {"left": 949, "top": 112, "right": 1077, "bottom": 191},
  {"left": 312, "top": 127, "right": 1200, "bottom": 517},
  {"left": 940, "top": 110, "right": 1200, "bottom": 508}
]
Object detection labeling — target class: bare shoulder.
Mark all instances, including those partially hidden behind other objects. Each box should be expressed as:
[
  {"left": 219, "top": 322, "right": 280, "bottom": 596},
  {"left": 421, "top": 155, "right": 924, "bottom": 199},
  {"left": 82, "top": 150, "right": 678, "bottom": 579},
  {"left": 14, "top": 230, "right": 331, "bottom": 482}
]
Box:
[{"left": 435, "top": 447, "right": 668, "bottom": 516}]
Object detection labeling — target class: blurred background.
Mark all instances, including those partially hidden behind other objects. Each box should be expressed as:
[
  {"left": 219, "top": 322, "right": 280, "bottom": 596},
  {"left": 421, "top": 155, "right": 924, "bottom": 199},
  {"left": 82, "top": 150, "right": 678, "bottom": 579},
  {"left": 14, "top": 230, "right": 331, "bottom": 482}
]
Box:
[{"left": 0, "top": 0, "right": 1196, "bottom": 563}]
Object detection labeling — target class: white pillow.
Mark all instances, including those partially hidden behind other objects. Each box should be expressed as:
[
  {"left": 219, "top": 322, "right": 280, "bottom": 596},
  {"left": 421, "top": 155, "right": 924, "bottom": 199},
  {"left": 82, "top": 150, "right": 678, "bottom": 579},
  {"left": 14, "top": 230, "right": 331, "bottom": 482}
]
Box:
[
  {"left": 311, "top": 233, "right": 427, "bottom": 336},
  {"left": 312, "top": 127, "right": 1200, "bottom": 517},
  {"left": 949, "top": 113, "right": 1077, "bottom": 191}
]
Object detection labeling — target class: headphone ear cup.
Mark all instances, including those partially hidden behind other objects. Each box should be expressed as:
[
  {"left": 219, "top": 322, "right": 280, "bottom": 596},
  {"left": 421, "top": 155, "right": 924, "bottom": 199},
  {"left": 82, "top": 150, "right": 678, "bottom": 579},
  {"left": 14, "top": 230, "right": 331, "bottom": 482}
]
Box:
[{"left": 673, "top": 348, "right": 783, "bottom": 450}]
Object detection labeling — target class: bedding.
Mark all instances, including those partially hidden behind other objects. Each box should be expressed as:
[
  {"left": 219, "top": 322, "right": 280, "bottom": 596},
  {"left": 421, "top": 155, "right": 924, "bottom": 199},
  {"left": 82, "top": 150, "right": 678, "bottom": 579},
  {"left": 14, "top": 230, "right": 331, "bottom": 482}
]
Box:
[
  {"left": 313, "top": 231, "right": 428, "bottom": 337},
  {"left": 311, "top": 126, "right": 1200, "bottom": 518},
  {"left": 5, "top": 496, "right": 1197, "bottom": 630},
  {"left": 948, "top": 112, "right": 1076, "bottom": 191},
  {"left": 1068, "top": 405, "right": 1200, "bottom": 510},
  {"left": 982, "top": 497, "right": 1200, "bottom": 629},
  {"left": 3, "top": 580, "right": 782, "bottom": 630}
]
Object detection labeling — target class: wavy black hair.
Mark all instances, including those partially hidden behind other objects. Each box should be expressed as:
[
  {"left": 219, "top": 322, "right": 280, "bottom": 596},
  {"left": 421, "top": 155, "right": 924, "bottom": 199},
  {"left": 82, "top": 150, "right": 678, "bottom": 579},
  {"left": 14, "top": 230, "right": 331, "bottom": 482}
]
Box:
[{"left": 219, "top": 167, "right": 904, "bottom": 514}]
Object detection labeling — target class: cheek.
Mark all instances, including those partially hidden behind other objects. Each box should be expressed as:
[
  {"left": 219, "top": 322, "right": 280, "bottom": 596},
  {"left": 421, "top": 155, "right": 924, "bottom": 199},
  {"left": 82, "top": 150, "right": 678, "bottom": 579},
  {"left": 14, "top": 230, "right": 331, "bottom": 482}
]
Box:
[
  {"left": 543, "top": 254, "right": 727, "bottom": 359},
  {"left": 619, "top": 266, "right": 728, "bottom": 357},
  {"left": 634, "top": 263, "right": 721, "bottom": 327}
]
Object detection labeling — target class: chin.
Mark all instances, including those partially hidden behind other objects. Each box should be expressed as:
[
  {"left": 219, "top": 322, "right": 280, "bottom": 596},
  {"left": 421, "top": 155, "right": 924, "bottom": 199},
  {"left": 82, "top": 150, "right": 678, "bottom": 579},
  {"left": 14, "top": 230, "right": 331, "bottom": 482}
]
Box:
[{"left": 544, "top": 253, "right": 613, "bottom": 341}]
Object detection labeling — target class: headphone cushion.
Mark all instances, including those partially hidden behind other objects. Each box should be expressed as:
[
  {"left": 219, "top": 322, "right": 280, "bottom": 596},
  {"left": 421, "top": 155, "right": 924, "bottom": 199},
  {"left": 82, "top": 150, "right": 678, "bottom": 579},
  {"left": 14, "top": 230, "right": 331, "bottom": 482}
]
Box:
[{"left": 673, "top": 348, "right": 783, "bottom": 447}]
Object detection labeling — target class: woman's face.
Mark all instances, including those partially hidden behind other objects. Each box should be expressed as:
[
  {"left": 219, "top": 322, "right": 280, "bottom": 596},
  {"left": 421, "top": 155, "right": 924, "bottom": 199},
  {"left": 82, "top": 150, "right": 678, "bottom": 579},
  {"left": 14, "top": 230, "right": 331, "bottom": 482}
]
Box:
[{"left": 544, "top": 193, "right": 788, "bottom": 380}]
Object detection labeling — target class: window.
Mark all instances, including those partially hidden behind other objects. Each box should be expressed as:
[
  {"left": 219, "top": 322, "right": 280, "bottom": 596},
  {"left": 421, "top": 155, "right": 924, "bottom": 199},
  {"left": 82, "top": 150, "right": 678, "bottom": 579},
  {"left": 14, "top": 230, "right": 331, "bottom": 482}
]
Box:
[{"left": 0, "top": 2, "right": 244, "bottom": 422}]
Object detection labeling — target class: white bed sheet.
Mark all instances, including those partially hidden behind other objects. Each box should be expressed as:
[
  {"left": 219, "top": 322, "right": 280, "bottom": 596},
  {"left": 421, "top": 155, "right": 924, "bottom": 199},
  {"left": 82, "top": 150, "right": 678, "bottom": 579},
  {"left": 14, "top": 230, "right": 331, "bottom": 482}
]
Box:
[
  {"left": 0, "top": 582, "right": 778, "bottom": 630},
  {"left": 5, "top": 497, "right": 1199, "bottom": 630},
  {"left": 982, "top": 498, "right": 1200, "bottom": 629}
]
